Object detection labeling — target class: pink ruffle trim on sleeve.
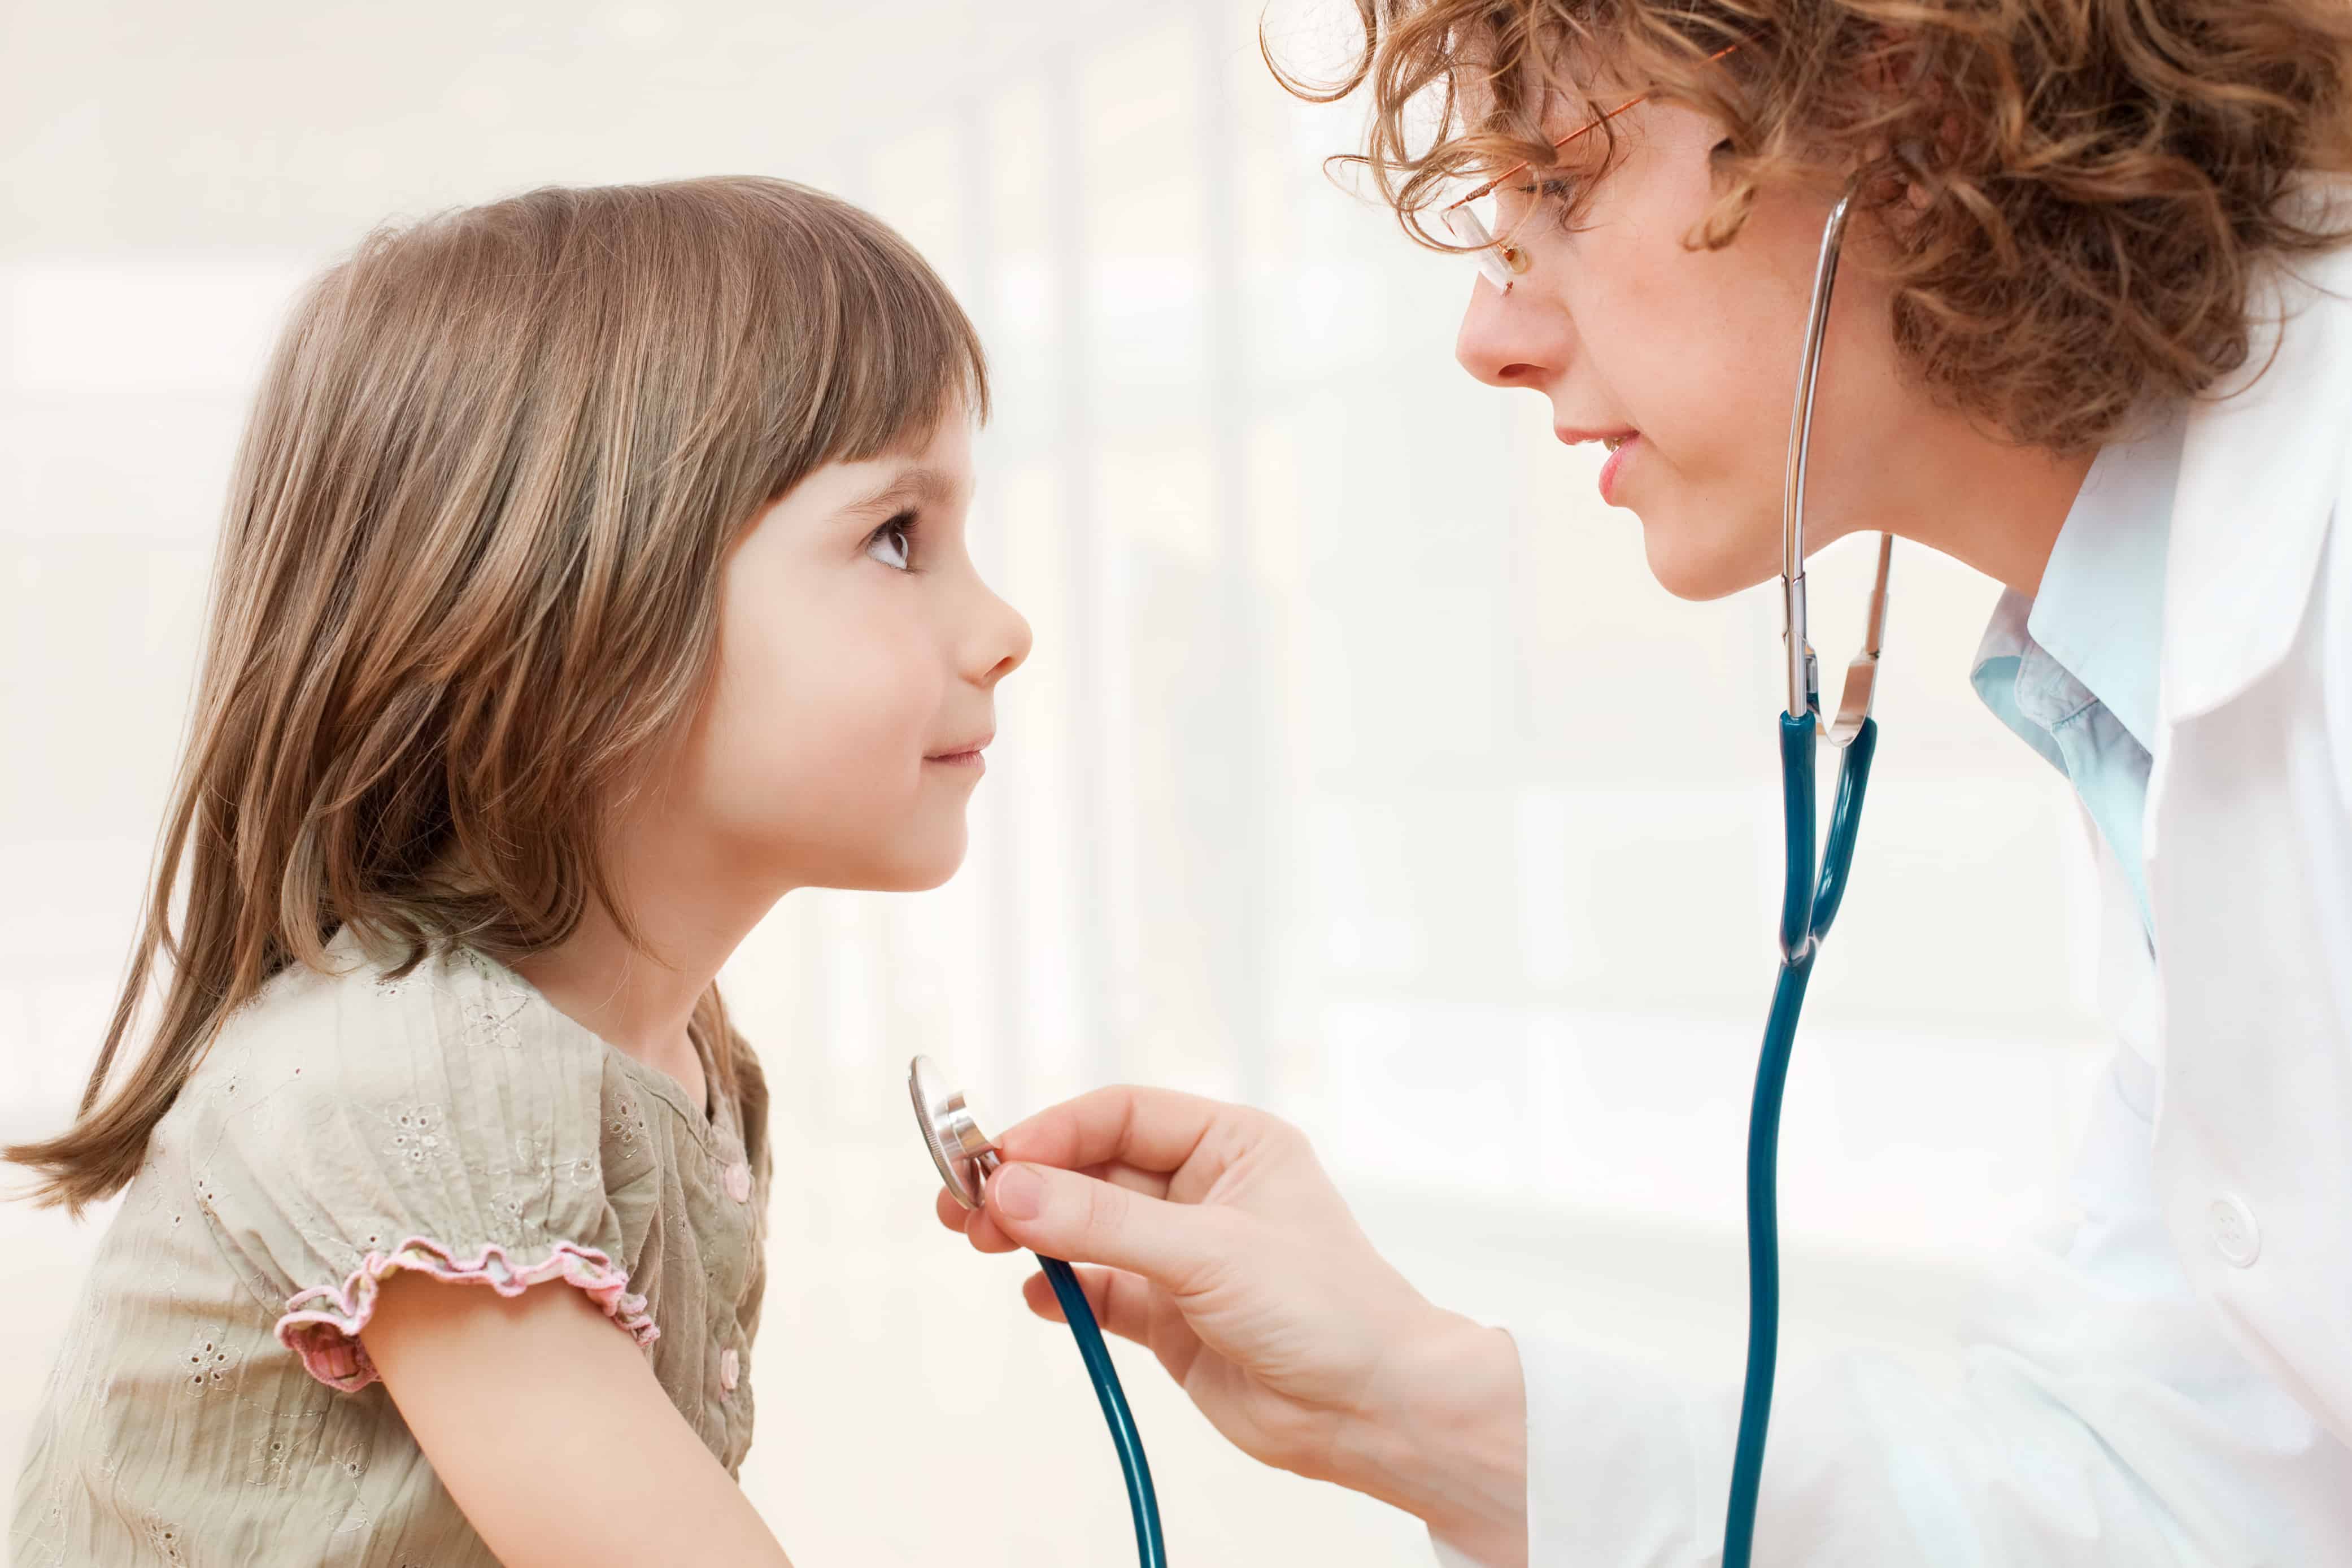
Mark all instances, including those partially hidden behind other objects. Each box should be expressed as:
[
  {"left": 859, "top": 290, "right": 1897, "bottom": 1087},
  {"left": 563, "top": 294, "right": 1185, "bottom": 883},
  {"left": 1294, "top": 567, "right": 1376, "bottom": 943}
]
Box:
[{"left": 275, "top": 1236, "right": 660, "bottom": 1392}]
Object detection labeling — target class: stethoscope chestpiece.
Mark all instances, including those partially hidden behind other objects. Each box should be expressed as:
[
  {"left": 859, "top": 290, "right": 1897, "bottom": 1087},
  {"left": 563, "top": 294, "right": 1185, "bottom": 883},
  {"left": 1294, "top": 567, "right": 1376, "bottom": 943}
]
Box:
[
  {"left": 909, "top": 1054, "right": 1001, "bottom": 1211},
  {"left": 908, "top": 1053, "right": 1171, "bottom": 1565}
]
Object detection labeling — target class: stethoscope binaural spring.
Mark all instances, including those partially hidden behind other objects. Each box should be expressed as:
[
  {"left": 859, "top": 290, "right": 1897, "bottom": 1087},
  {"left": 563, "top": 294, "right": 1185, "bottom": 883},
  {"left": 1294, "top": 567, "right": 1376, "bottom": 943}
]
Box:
[{"left": 909, "top": 1055, "right": 1168, "bottom": 1568}]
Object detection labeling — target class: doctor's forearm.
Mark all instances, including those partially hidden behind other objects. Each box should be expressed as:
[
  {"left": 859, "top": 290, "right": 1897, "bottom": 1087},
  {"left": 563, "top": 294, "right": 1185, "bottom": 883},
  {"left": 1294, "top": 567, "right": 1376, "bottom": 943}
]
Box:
[{"left": 1329, "top": 1312, "right": 1528, "bottom": 1568}]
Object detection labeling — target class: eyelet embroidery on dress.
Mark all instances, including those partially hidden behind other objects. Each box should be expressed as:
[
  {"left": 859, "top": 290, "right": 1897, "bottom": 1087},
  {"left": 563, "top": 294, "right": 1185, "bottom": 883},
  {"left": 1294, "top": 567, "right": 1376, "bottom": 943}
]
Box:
[
  {"left": 485, "top": 1189, "right": 528, "bottom": 1230},
  {"left": 478, "top": 1128, "right": 564, "bottom": 1226},
  {"left": 463, "top": 994, "right": 526, "bottom": 1049},
  {"left": 377, "top": 1102, "right": 446, "bottom": 1166},
  {"left": 458, "top": 950, "right": 533, "bottom": 1049},
  {"left": 251, "top": 1430, "right": 294, "bottom": 1483},
  {"left": 180, "top": 1326, "right": 238, "bottom": 1396},
  {"left": 143, "top": 1515, "right": 189, "bottom": 1565},
  {"left": 609, "top": 1095, "right": 647, "bottom": 1155},
  {"left": 245, "top": 1407, "right": 326, "bottom": 1488}
]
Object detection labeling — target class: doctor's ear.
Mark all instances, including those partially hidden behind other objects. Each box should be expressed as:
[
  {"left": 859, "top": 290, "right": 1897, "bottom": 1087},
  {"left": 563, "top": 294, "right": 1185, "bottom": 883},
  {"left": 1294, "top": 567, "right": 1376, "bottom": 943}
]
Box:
[
  {"left": 1845, "top": 124, "right": 1944, "bottom": 223},
  {"left": 1885, "top": 138, "right": 1940, "bottom": 214},
  {"left": 1846, "top": 27, "right": 1959, "bottom": 215}
]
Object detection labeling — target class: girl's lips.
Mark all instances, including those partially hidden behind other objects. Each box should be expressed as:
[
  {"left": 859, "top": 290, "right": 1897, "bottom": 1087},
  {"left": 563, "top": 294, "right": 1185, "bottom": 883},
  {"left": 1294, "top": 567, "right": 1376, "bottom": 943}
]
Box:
[
  {"left": 1597, "top": 433, "right": 1641, "bottom": 504},
  {"left": 925, "top": 749, "right": 986, "bottom": 772}
]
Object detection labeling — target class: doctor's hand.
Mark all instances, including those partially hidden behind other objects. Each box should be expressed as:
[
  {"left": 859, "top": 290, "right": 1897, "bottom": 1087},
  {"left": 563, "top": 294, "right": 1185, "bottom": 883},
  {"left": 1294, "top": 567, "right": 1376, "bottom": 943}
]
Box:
[{"left": 934, "top": 1086, "right": 1528, "bottom": 1568}]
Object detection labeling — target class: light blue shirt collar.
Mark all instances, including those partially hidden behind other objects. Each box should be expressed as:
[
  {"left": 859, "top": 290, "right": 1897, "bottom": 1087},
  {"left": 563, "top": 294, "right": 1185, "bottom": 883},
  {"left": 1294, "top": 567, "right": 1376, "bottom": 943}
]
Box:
[
  {"left": 1971, "top": 411, "right": 2180, "bottom": 752},
  {"left": 1969, "top": 409, "right": 2180, "bottom": 938}
]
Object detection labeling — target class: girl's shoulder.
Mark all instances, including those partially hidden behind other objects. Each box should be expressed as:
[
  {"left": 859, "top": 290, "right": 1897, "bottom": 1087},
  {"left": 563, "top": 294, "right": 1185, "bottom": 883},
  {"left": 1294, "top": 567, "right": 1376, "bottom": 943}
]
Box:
[
  {"left": 159, "top": 930, "right": 663, "bottom": 1393},
  {"left": 198, "top": 928, "right": 606, "bottom": 1109},
  {"left": 182, "top": 930, "right": 715, "bottom": 1185},
  {"left": 170, "top": 928, "right": 637, "bottom": 1250}
]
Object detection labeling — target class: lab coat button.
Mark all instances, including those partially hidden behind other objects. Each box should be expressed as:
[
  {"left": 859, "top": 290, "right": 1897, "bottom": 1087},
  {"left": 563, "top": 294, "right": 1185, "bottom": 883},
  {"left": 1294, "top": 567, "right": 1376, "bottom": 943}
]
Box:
[{"left": 2209, "top": 1195, "right": 2261, "bottom": 1267}]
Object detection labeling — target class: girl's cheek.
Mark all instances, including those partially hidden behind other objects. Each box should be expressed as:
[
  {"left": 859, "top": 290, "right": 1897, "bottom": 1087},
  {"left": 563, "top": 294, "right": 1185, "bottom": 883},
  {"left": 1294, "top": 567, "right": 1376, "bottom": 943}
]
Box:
[
  {"left": 791, "top": 619, "right": 941, "bottom": 768},
  {"left": 705, "top": 583, "right": 946, "bottom": 799}
]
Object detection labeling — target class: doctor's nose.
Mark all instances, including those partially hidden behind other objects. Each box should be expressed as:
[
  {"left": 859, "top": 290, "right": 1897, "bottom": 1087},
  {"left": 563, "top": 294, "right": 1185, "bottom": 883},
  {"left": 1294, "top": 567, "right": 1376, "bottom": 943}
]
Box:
[{"left": 1455, "top": 277, "right": 1564, "bottom": 391}]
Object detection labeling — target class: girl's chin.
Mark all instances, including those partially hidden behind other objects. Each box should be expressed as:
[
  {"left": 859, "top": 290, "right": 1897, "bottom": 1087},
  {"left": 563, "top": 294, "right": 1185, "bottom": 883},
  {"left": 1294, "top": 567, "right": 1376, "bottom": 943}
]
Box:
[{"left": 853, "top": 833, "right": 970, "bottom": 894}]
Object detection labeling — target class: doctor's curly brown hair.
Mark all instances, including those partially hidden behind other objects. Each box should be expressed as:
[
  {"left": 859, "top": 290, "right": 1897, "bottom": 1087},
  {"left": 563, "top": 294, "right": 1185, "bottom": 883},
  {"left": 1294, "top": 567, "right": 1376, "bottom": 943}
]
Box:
[{"left": 1280, "top": 0, "right": 2352, "bottom": 452}]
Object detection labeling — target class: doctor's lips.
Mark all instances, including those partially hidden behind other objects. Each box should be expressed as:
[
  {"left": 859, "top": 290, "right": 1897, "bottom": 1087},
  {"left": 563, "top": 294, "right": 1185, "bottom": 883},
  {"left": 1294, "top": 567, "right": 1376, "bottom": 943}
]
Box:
[
  {"left": 1556, "top": 425, "right": 1643, "bottom": 504},
  {"left": 925, "top": 732, "right": 992, "bottom": 770}
]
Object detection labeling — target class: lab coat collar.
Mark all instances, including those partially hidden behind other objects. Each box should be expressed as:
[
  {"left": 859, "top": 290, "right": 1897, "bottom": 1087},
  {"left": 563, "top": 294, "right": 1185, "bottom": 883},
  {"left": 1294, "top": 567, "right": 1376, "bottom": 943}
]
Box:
[
  {"left": 2163, "top": 183, "right": 2352, "bottom": 725},
  {"left": 2023, "top": 410, "right": 2182, "bottom": 752}
]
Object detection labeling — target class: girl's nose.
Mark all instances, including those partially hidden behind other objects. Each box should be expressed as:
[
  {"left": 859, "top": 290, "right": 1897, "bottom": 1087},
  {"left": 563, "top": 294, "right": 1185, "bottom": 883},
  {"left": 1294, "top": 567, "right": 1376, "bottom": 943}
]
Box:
[{"left": 971, "top": 585, "right": 1031, "bottom": 689}]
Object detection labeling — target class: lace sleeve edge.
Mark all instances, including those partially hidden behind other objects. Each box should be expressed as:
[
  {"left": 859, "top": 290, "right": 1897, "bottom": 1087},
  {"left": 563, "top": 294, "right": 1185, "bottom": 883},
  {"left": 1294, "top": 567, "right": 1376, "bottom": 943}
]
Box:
[{"left": 273, "top": 1235, "right": 660, "bottom": 1392}]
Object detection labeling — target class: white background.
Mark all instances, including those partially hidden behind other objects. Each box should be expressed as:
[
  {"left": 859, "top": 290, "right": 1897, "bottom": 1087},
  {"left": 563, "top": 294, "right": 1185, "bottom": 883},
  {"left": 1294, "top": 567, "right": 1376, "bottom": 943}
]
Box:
[{"left": 2, "top": 1, "right": 2110, "bottom": 1561}]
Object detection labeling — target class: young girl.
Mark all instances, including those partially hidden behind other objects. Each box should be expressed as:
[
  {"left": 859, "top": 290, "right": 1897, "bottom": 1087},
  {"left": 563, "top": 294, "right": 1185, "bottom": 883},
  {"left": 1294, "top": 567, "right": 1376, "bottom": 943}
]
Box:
[{"left": 6, "top": 176, "right": 1029, "bottom": 1566}]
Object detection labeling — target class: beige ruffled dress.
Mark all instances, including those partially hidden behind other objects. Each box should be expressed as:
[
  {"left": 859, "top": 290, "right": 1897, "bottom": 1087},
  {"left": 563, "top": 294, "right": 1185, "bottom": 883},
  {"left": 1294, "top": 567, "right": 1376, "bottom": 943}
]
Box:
[{"left": 10, "top": 930, "right": 772, "bottom": 1566}]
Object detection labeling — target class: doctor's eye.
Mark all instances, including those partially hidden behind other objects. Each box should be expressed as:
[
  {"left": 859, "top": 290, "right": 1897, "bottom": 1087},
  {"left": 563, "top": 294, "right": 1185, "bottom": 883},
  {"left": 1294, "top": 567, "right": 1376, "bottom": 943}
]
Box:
[
  {"left": 1513, "top": 175, "right": 1585, "bottom": 233},
  {"left": 864, "top": 511, "right": 919, "bottom": 572},
  {"left": 1514, "top": 175, "right": 1580, "bottom": 206}
]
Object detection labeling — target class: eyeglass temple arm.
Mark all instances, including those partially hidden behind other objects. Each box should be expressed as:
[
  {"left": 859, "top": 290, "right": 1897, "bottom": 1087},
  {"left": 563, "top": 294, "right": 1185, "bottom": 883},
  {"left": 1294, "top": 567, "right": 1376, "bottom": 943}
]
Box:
[{"left": 1448, "top": 43, "right": 1743, "bottom": 212}]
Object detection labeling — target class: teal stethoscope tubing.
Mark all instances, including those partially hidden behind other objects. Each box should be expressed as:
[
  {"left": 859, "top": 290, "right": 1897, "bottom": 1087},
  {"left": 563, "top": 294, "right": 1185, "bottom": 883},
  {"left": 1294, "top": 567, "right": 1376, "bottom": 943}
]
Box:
[
  {"left": 1031, "top": 728, "right": 1875, "bottom": 1568},
  {"left": 1039, "top": 1253, "right": 1168, "bottom": 1568},
  {"left": 1721, "top": 181, "right": 1888, "bottom": 1568},
  {"left": 1723, "top": 712, "right": 1877, "bottom": 1568}
]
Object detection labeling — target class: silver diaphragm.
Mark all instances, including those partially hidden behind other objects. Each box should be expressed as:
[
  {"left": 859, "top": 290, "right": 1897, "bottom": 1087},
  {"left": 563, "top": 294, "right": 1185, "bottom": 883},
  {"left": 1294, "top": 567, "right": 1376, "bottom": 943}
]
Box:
[{"left": 909, "top": 1054, "right": 1000, "bottom": 1210}]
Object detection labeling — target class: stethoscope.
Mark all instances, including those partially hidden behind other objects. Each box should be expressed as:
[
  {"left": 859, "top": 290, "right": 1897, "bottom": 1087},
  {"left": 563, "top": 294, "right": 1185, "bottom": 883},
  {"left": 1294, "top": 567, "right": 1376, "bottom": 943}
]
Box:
[
  {"left": 910, "top": 186, "right": 1888, "bottom": 1568},
  {"left": 909, "top": 1054, "right": 1167, "bottom": 1566},
  {"left": 1733, "top": 182, "right": 1891, "bottom": 1566}
]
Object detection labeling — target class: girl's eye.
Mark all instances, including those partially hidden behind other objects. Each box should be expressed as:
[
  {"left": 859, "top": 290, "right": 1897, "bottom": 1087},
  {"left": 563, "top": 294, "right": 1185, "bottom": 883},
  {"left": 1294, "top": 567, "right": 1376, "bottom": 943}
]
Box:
[{"left": 864, "top": 512, "right": 916, "bottom": 571}]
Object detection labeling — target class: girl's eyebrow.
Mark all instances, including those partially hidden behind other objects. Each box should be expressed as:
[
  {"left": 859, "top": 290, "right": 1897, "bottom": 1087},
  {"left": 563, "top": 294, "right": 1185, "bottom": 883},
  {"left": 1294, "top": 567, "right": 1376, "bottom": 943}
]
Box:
[{"left": 840, "top": 464, "right": 955, "bottom": 524}]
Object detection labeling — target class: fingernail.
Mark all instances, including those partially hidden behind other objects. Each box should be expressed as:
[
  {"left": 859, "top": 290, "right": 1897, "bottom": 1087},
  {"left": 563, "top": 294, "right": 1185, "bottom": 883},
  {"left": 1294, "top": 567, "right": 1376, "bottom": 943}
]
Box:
[{"left": 992, "top": 1163, "right": 1043, "bottom": 1221}]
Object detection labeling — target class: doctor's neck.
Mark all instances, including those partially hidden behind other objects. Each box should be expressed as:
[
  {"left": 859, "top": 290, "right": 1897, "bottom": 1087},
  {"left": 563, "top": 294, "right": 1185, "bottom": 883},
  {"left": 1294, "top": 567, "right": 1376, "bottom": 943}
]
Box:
[{"left": 1848, "top": 411, "right": 2099, "bottom": 602}]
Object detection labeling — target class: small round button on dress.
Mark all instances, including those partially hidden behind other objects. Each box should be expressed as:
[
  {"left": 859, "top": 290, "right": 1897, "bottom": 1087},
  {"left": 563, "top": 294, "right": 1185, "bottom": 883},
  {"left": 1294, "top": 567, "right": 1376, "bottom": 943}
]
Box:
[
  {"left": 2209, "top": 1194, "right": 2262, "bottom": 1268},
  {"left": 724, "top": 1160, "right": 752, "bottom": 1204},
  {"left": 720, "top": 1347, "right": 741, "bottom": 1392}
]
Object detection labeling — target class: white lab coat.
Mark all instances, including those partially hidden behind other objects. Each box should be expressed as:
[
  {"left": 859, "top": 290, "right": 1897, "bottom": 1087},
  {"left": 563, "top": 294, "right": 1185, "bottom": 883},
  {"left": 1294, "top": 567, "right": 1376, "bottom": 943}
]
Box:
[{"left": 1452, "top": 228, "right": 2352, "bottom": 1565}]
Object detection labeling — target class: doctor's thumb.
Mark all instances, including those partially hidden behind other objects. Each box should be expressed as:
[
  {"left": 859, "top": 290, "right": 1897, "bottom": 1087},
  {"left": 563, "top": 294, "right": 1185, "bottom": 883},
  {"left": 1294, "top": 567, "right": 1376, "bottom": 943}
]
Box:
[{"left": 984, "top": 1162, "right": 1219, "bottom": 1290}]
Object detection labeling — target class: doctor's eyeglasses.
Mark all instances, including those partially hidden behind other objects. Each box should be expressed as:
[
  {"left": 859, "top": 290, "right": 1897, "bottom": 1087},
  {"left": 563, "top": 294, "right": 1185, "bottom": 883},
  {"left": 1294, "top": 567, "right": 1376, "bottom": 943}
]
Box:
[{"left": 1439, "top": 44, "right": 1739, "bottom": 293}]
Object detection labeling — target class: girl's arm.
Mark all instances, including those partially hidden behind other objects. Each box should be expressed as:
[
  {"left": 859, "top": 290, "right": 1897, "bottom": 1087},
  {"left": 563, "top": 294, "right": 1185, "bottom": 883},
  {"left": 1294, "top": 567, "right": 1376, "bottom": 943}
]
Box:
[{"left": 364, "top": 1270, "right": 793, "bottom": 1567}]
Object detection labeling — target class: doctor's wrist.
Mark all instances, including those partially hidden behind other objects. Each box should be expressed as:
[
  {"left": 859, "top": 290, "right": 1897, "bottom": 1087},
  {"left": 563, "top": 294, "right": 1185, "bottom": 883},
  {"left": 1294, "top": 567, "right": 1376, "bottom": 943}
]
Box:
[{"left": 1335, "top": 1309, "right": 1528, "bottom": 1568}]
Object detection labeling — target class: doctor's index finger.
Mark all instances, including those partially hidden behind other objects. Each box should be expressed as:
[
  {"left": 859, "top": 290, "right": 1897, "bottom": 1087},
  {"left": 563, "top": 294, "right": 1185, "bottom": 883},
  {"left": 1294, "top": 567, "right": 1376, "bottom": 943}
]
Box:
[
  {"left": 939, "top": 1161, "right": 1169, "bottom": 1258},
  {"left": 994, "top": 1084, "right": 1248, "bottom": 1178}
]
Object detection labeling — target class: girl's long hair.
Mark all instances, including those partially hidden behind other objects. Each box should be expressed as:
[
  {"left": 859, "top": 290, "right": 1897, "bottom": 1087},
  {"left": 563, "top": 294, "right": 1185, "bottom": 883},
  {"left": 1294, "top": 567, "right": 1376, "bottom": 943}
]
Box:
[{"left": 7, "top": 177, "right": 987, "bottom": 1213}]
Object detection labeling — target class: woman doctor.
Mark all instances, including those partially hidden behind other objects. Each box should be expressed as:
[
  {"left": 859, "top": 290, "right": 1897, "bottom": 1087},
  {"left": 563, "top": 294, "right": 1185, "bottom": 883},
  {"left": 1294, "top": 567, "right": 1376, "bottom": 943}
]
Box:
[{"left": 939, "top": 2, "right": 2352, "bottom": 1563}]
